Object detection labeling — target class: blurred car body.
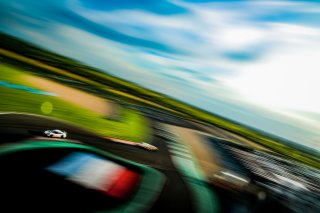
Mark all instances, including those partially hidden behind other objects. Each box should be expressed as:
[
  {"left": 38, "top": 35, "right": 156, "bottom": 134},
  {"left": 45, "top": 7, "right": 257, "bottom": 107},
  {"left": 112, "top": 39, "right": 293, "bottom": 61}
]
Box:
[
  {"left": 44, "top": 129, "right": 67, "bottom": 138},
  {"left": 0, "top": 140, "right": 165, "bottom": 213}
]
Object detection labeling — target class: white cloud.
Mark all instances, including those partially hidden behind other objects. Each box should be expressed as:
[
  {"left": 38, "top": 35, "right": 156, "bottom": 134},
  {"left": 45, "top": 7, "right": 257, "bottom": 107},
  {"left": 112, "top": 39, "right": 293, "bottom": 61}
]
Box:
[
  {"left": 225, "top": 48, "right": 320, "bottom": 111},
  {"left": 212, "top": 26, "right": 266, "bottom": 51}
]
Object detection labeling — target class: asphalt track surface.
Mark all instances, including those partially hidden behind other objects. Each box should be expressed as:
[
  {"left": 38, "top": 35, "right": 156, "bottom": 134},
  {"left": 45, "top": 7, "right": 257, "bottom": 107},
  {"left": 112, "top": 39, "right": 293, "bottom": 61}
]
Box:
[{"left": 0, "top": 113, "right": 195, "bottom": 213}]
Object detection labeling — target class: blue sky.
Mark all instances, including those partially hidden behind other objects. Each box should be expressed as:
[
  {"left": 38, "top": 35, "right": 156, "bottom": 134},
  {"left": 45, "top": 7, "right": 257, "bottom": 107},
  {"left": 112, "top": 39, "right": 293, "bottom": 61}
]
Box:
[{"left": 1, "top": 0, "right": 320, "bottom": 151}]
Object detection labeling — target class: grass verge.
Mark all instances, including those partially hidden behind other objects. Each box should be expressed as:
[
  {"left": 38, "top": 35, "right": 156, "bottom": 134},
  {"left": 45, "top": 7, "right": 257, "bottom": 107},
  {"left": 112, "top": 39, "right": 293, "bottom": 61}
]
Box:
[{"left": 0, "top": 63, "right": 149, "bottom": 142}]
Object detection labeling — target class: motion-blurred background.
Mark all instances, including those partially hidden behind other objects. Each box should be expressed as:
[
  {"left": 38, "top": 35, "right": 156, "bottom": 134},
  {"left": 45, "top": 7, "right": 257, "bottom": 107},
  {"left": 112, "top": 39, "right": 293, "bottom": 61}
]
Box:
[{"left": 0, "top": 1, "right": 319, "bottom": 213}]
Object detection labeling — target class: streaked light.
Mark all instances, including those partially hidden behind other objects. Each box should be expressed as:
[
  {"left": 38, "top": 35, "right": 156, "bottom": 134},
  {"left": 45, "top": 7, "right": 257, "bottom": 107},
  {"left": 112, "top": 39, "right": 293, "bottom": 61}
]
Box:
[{"left": 221, "top": 171, "right": 249, "bottom": 183}]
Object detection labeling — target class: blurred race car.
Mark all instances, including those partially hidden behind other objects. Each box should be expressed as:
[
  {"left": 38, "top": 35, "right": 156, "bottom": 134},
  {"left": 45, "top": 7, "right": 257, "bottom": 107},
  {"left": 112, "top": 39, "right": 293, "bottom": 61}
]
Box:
[
  {"left": 0, "top": 140, "right": 165, "bottom": 213},
  {"left": 44, "top": 129, "right": 67, "bottom": 138}
]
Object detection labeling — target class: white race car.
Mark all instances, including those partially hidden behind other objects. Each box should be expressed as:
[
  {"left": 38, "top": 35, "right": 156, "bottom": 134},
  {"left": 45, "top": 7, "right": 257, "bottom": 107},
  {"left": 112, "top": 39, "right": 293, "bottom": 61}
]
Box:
[{"left": 44, "top": 129, "right": 67, "bottom": 138}]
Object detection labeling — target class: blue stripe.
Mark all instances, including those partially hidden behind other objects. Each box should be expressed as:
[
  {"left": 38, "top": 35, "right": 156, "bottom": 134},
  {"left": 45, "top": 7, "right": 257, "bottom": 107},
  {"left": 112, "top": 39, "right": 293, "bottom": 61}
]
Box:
[{"left": 47, "top": 152, "right": 104, "bottom": 177}]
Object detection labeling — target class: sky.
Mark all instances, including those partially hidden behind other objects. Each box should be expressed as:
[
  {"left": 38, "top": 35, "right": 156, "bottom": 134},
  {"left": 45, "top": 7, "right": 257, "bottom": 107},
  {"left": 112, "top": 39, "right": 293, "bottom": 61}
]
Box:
[{"left": 1, "top": 0, "right": 320, "bottom": 151}]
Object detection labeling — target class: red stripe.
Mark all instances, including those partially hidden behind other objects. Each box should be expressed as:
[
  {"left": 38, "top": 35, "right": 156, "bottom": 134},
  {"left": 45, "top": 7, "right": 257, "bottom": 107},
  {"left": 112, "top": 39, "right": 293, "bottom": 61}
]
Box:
[{"left": 101, "top": 169, "right": 141, "bottom": 199}]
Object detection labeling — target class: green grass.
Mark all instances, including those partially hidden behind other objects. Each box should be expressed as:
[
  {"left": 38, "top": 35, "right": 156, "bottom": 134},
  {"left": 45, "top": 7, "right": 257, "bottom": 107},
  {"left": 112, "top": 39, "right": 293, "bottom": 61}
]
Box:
[{"left": 0, "top": 63, "right": 150, "bottom": 142}]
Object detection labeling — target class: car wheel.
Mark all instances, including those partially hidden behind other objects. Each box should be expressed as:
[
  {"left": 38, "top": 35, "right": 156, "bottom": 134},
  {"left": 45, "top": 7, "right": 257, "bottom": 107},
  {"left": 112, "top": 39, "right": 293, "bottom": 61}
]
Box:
[{"left": 61, "top": 135, "right": 63, "bottom": 138}]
